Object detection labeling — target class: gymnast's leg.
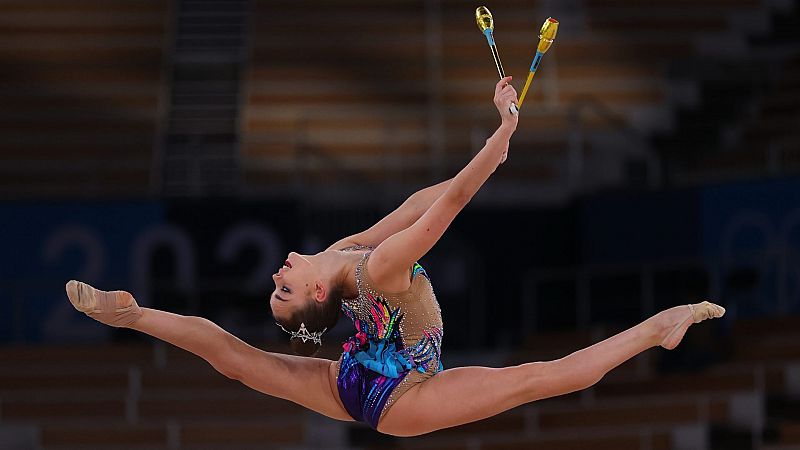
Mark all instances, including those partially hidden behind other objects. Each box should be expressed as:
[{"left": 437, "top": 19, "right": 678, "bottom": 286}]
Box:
[
  {"left": 379, "top": 301, "right": 724, "bottom": 436},
  {"left": 66, "top": 280, "right": 352, "bottom": 421}
]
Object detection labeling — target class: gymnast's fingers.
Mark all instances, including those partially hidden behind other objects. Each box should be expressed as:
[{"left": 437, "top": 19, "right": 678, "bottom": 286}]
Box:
[
  {"left": 505, "top": 93, "right": 518, "bottom": 106},
  {"left": 500, "top": 90, "right": 518, "bottom": 108},
  {"left": 495, "top": 76, "right": 512, "bottom": 96}
]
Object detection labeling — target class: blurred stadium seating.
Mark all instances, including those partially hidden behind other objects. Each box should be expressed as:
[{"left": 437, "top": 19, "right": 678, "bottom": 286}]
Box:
[
  {"left": 0, "top": 0, "right": 169, "bottom": 198},
  {"left": 243, "top": 0, "right": 798, "bottom": 196}
]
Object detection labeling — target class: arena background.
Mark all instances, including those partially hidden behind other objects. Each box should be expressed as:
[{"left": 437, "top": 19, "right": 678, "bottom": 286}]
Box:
[{"left": 1, "top": 0, "right": 800, "bottom": 449}]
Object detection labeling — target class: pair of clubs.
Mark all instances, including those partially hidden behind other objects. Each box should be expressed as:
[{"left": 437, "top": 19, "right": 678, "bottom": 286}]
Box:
[{"left": 476, "top": 6, "right": 559, "bottom": 115}]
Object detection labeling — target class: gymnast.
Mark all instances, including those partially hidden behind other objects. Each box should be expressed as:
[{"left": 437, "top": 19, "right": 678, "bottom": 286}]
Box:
[{"left": 66, "top": 77, "right": 725, "bottom": 436}]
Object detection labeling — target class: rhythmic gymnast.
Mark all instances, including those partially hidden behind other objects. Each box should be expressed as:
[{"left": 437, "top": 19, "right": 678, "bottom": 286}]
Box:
[{"left": 66, "top": 77, "right": 725, "bottom": 436}]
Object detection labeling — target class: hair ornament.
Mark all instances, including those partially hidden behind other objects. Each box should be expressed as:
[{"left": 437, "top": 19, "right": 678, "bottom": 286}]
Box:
[{"left": 277, "top": 322, "right": 326, "bottom": 345}]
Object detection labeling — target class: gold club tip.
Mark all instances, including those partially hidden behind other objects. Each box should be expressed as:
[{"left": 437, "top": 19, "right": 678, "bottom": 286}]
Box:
[
  {"left": 475, "top": 6, "right": 494, "bottom": 32},
  {"left": 537, "top": 17, "right": 559, "bottom": 53}
]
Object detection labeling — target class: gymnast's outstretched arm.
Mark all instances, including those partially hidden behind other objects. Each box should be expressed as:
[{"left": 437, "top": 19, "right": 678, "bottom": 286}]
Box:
[
  {"left": 356, "top": 151, "right": 509, "bottom": 243},
  {"left": 325, "top": 177, "right": 453, "bottom": 251},
  {"left": 367, "top": 77, "right": 518, "bottom": 289},
  {"left": 327, "top": 78, "right": 514, "bottom": 254}
]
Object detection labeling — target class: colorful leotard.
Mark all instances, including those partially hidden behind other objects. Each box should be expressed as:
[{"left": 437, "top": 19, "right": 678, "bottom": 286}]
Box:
[{"left": 335, "top": 248, "right": 444, "bottom": 429}]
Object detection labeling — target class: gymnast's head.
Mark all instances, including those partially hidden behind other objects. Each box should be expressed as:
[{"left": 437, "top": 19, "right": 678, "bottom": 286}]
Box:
[{"left": 270, "top": 251, "right": 343, "bottom": 356}]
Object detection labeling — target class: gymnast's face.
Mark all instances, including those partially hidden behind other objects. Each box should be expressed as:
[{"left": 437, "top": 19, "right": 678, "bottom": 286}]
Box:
[{"left": 269, "top": 252, "right": 316, "bottom": 322}]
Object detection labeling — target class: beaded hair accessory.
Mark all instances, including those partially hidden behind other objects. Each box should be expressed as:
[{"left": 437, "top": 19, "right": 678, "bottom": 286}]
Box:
[{"left": 277, "top": 322, "right": 326, "bottom": 345}]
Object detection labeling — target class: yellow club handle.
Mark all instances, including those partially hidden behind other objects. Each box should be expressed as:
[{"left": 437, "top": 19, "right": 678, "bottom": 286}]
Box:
[
  {"left": 516, "top": 17, "right": 559, "bottom": 111},
  {"left": 517, "top": 71, "right": 536, "bottom": 108}
]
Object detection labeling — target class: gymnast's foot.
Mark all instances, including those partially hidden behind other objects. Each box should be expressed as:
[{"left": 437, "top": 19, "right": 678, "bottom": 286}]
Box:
[
  {"left": 66, "top": 280, "right": 142, "bottom": 328},
  {"left": 658, "top": 301, "right": 725, "bottom": 350}
]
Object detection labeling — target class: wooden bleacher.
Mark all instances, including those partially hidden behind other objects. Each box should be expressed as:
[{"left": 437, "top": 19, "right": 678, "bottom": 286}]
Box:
[
  {"left": 243, "top": 0, "right": 770, "bottom": 191},
  {"left": 0, "top": 0, "right": 169, "bottom": 197},
  {"left": 0, "top": 0, "right": 789, "bottom": 196},
  {"left": 699, "top": 56, "right": 800, "bottom": 178}
]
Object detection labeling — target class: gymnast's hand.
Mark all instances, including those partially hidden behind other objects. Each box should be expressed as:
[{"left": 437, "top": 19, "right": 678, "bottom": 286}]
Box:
[{"left": 494, "top": 76, "right": 519, "bottom": 130}]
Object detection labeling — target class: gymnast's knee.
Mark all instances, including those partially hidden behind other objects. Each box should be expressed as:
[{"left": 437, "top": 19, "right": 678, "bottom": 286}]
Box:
[
  {"left": 548, "top": 357, "right": 604, "bottom": 391},
  {"left": 517, "top": 359, "right": 602, "bottom": 402}
]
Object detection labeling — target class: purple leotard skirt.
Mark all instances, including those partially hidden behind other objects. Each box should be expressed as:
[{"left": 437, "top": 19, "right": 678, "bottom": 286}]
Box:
[{"left": 336, "top": 350, "right": 408, "bottom": 429}]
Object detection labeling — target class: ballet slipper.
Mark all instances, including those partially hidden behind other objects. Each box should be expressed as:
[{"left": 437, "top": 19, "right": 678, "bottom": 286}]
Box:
[
  {"left": 66, "top": 280, "right": 142, "bottom": 328},
  {"left": 660, "top": 300, "right": 725, "bottom": 350}
]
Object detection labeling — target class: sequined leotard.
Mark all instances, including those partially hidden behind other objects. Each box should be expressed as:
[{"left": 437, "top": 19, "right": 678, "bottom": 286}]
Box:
[{"left": 335, "top": 248, "right": 444, "bottom": 429}]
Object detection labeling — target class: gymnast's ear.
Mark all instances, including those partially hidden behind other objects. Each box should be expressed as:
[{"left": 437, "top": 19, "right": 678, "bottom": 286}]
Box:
[{"left": 313, "top": 280, "right": 326, "bottom": 303}]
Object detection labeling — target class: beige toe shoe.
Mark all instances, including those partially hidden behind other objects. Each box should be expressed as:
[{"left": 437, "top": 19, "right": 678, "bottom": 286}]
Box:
[{"left": 66, "top": 280, "right": 142, "bottom": 328}]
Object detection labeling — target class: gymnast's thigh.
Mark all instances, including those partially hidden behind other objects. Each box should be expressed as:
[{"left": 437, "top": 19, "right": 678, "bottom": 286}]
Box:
[
  {"left": 377, "top": 364, "right": 550, "bottom": 436},
  {"left": 235, "top": 346, "right": 352, "bottom": 422}
]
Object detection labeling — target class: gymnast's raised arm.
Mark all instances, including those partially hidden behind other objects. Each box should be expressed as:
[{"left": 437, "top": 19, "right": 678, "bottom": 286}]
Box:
[
  {"left": 325, "top": 177, "right": 453, "bottom": 251},
  {"left": 367, "top": 77, "right": 518, "bottom": 290}
]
